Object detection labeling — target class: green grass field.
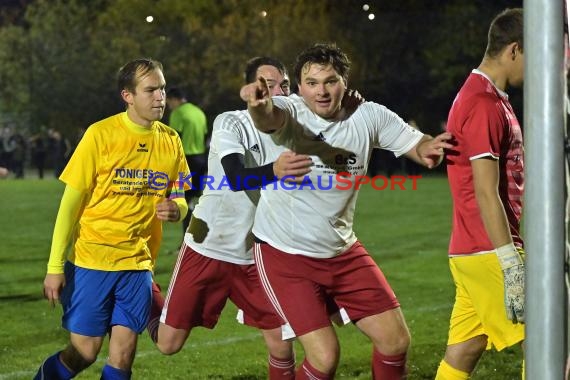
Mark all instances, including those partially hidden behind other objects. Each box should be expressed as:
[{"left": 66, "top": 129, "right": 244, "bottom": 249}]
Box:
[{"left": 0, "top": 175, "right": 522, "bottom": 379}]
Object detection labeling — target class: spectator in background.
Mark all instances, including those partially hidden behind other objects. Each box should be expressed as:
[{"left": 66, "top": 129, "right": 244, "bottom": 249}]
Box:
[
  {"left": 0, "top": 127, "right": 6, "bottom": 168},
  {"left": 0, "top": 126, "right": 9, "bottom": 178},
  {"left": 1, "top": 125, "right": 25, "bottom": 179},
  {"left": 8, "top": 131, "right": 26, "bottom": 178},
  {"left": 368, "top": 148, "right": 401, "bottom": 178},
  {"left": 29, "top": 126, "right": 49, "bottom": 179},
  {"left": 48, "top": 128, "right": 72, "bottom": 178},
  {"left": 166, "top": 87, "right": 208, "bottom": 236},
  {"left": 1, "top": 125, "right": 15, "bottom": 174}
]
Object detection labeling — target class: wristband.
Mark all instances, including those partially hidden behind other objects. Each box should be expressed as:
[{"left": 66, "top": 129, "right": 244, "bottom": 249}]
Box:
[{"left": 495, "top": 242, "right": 522, "bottom": 269}]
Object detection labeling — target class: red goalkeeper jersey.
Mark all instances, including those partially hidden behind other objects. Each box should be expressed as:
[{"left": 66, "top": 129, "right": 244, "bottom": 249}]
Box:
[{"left": 446, "top": 70, "right": 524, "bottom": 255}]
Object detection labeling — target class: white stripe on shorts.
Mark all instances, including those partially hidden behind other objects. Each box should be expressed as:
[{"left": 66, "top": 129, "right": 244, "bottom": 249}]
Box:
[{"left": 253, "top": 243, "right": 296, "bottom": 340}]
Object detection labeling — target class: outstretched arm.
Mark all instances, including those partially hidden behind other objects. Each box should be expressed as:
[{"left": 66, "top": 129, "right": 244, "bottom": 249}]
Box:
[
  {"left": 221, "top": 151, "right": 313, "bottom": 191},
  {"left": 240, "top": 77, "right": 286, "bottom": 132},
  {"left": 404, "top": 132, "right": 453, "bottom": 168}
]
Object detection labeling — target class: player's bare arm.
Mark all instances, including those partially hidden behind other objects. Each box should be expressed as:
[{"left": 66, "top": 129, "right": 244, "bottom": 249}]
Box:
[
  {"left": 473, "top": 157, "right": 524, "bottom": 322},
  {"left": 273, "top": 151, "right": 313, "bottom": 183},
  {"left": 221, "top": 150, "right": 313, "bottom": 190},
  {"left": 472, "top": 158, "right": 513, "bottom": 246},
  {"left": 406, "top": 132, "right": 453, "bottom": 168},
  {"left": 156, "top": 199, "right": 181, "bottom": 222},
  {"left": 240, "top": 76, "right": 285, "bottom": 132}
]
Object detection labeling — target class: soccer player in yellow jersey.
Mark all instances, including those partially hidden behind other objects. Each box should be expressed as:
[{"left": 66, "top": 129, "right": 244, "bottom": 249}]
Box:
[{"left": 34, "top": 58, "right": 190, "bottom": 380}]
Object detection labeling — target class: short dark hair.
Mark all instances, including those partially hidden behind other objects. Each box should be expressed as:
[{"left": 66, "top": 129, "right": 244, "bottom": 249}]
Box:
[
  {"left": 166, "top": 87, "right": 186, "bottom": 100},
  {"left": 117, "top": 58, "right": 163, "bottom": 93},
  {"left": 293, "top": 43, "right": 351, "bottom": 85},
  {"left": 244, "top": 56, "right": 287, "bottom": 84},
  {"left": 485, "top": 8, "right": 523, "bottom": 58}
]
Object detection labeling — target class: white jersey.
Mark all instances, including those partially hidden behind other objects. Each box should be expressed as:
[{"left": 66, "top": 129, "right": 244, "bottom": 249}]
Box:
[
  {"left": 184, "top": 110, "right": 280, "bottom": 265},
  {"left": 252, "top": 94, "right": 423, "bottom": 258}
]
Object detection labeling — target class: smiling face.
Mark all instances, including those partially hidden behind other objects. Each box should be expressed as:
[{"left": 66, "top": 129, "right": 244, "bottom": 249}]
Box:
[
  {"left": 122, "top": 68, "right": 166, "bottom": 128},
  {"left": 297, "top": 63, "right": 347, "bottom": 120}
]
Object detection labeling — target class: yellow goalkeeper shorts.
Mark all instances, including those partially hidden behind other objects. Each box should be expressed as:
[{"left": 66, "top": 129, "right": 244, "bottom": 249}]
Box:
[{"left": 446, "top": 251, "right": 525, "bottom": 351}]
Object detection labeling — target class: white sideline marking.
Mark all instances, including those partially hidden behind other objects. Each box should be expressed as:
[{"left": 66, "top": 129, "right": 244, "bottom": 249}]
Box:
[{"left": 0, "top": 333, "right": 259, "bottom": 380}]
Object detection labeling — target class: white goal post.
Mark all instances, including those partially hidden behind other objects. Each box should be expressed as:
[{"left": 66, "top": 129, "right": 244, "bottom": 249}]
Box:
[{"left": 524, "top": 0, "right": 567, "bottom": 378}]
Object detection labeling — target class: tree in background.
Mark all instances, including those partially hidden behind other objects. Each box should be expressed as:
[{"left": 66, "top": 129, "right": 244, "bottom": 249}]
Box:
[{"left": 0, "top": 0, "right": 522, "bottom": 138}]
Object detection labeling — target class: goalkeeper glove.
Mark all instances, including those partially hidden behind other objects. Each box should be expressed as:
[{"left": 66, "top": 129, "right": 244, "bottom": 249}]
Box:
[{"left": 496, "top": 243, "right": 525, "bottom": 323}]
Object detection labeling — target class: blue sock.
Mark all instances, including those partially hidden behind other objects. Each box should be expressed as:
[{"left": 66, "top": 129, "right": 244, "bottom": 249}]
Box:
[
  {"left": 34, "top": 351, "right": 75, "bottom": 380},
  {"left": 100, "top": 364, "right": 131, "bottom": 380}
]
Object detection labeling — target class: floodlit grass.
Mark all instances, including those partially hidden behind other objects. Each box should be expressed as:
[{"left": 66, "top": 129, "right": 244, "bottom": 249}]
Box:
[{"left": 0, "top": 174, "right": 522, "bottom": 379}]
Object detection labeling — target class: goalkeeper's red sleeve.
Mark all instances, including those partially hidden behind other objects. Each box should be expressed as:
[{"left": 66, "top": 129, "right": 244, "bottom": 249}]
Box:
[{"left": 46, "top": 185, "right": 86, "bottom": 274}]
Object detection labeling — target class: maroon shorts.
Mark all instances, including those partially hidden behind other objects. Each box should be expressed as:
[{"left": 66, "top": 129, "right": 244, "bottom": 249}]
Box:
[
  {"left": 161, "top": 243, "right": 283, "bottom": 330},
  {"left": 254, "top": 241, "right": 400, "bottom": 337}
]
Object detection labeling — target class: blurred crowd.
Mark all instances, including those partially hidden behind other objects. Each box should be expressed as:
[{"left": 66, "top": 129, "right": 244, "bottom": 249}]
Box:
[{"left": 0, "top": 124, "right": 81, "bottom": 179}]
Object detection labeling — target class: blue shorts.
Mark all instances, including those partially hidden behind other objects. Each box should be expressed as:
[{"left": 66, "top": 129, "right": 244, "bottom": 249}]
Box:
[{"left": 61, "top": 262, "right": 152, "bottom": 336}]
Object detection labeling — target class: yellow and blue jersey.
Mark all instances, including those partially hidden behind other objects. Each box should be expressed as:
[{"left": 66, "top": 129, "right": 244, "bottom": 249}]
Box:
[{"left": 60, "top": 112, "right": 189, "bottom": 271}]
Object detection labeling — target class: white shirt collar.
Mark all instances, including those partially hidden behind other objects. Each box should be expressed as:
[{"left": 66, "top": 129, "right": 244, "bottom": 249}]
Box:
[{"left": 471, "top": 68, "right": 509, "bottom": 99}]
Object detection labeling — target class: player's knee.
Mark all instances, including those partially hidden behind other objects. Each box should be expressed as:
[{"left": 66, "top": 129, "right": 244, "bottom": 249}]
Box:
[
  {"left": 61, "top": 345, "right": 98, "bottom": 371},
  {"left": 81, "top": 353, "right": 98, "bottom": 367},
  {"left": 267, "top": 340, "right": 294, "bottom": 359},
  {"left": 443, "top": 335, "right": 487, "bottom": 371},
  {"left": 307, "top": 344, "right": 340, "bottom": 373},
  {"left": 460, "top": 335, "right": 487, "bottom": 357},
  {"left": 156, "top": 339, "right": 183, "bottom": 355},
  {"left": 315, "top": 352, "right": 340, "bottom": 374},
  {"left": 262, "top": 329, "right": 294, "bottom": 359},
  {"left": 376, "top": 328, "right": 411, "bottom": 356},
  {"left": 155, "top": 326, "right": 189, "bottom": 355},
  {"left": 393, "top": 329, "right": 411, "bottom": 353}
]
